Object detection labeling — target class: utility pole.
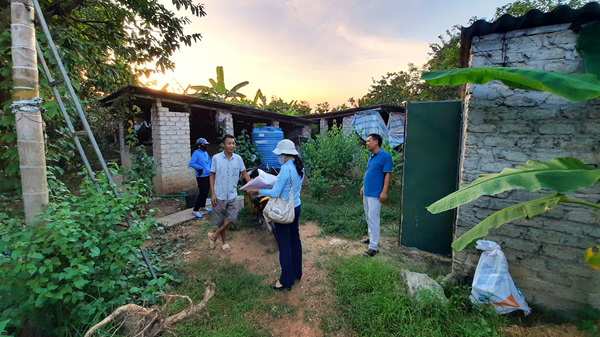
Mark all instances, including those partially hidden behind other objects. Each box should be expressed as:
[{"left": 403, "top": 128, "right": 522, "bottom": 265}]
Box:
[{"left": 11, "top": 0, "right": 48, "bottom": 224}]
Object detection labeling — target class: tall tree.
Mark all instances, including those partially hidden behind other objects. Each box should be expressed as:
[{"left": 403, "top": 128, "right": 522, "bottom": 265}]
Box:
[
  {"left": 0, "top": 0, "right": 206, "bottom": 200},
  {"left": 11, "top": 0, "right": 48, "bottom": 224}
]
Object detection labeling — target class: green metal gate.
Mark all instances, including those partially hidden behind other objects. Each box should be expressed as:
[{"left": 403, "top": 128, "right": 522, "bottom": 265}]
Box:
[{"left": 400, "top": 101, "right": 462, "bottom": 256}]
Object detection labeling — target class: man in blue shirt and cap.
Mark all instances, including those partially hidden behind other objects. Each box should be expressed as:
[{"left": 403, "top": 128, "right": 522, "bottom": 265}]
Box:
[
  {"left": 189, "top": 137, "right": 212, "bottom": 218},
  {"left": 360, "top": 133, "right": 393, "bottom": 256}
]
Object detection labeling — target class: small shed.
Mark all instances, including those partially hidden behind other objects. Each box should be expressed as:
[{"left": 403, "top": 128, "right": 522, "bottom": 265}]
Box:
[
  {"left": 454, "top": 3, "right": 600, "bottom": 314},
  {"left": 101, "top": 85, "right": 315, "bottom": 194}
]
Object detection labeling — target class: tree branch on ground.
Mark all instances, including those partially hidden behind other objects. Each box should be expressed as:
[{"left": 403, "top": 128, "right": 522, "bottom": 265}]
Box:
[{"left": 84, "top": 282, "right": 216, "bottom": 337}]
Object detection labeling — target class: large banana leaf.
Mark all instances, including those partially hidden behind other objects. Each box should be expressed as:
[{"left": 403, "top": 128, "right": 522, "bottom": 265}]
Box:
[
  {"left": 452, "top": 193, "right": 563, "bottom": 251},
  {"left": 421, "top": 67, "right": 600, "bottom": 102},
  {"left": 428, "top": 158, "right": 600, "bottom": 214}
]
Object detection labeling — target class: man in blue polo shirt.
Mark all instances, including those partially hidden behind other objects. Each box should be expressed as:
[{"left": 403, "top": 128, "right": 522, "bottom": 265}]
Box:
[{"left": 360, "top": 133, "right": 393, "bottom": 256}]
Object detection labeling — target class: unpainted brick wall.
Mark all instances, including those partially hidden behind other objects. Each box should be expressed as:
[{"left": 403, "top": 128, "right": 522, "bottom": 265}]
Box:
[
  {"left": 151, "top": 103, "right": 196, "bottom": 194},
  {"left": 455, "top": 24, "right": 600, "bottom": 314}
]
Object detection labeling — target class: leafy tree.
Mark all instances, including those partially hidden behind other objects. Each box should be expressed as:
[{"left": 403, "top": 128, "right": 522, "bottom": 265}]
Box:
[
  {"left": 264, "top": 96, "right": 311, "bottom": 116},
  {"left": 191, "top": 66, "right": 249, "bottom": 102},
  {"left": 494, "top": 0, "right": 592, "bottom": 19},
  {"left": 0, "top": 0, "right": 206, "bottom": 195}
]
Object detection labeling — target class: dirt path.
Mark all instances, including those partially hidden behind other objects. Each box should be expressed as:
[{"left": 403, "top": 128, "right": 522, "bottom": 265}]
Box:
[{"left": 162, "top": 218, "right": 376, "bottom": 337}]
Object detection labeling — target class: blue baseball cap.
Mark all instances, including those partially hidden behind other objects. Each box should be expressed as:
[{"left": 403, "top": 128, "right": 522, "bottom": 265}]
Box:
[{"left": 195, "top": 138, "right": 209, "bottom": 145}]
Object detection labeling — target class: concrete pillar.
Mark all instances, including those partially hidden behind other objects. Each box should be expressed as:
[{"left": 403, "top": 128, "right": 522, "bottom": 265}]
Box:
[
  {"left": 151, "top": 100, "right": 195, "bottom": 194},
  {"left": 319, "top": 118, "right": 327, "bottom": 134},
  {"left": 217, "top": 110, "right": 234, "bottom": 135},
  {"left": 118, "top": 122, "right": 133, "bottom": 168},
  {"left": 271, "top": 121, "right": 280, "bottom": 128},
  {"left": 342, "top": 115, "right": 354, "bottom": 135},
  {"left": 301, "top": 125, "right": 311, "bottom": 139}
]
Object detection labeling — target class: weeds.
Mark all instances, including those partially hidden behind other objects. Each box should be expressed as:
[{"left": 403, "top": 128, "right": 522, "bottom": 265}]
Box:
[
  {"left": 326, "top": 256, "right": 505, "bottom": 337},
  {"left": 302, "top": 183, "right": 400, "bottom": 238},
  {"left": 168, "top": 258, "right": 271, "bottom": 337}
]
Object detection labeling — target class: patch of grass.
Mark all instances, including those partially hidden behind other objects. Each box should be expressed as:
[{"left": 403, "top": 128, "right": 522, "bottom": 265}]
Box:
[
  {"left": 262, "top": 302, "right": 298, "bottom": 318},
  {"left": 169, "top": 257, "right": 271, "bottom": 337},
  {"left": 302, "top": 182, "right": 400, "bottom": 239},
  {"left": 232, "top": 205, "right": 258, "bottom": 230},
  {"left": 326, "top": 256, "right": 506, "bottom": 337}
]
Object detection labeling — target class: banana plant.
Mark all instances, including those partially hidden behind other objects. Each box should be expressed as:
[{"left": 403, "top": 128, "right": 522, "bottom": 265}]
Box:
[
  {"left": 427, "top": 158, "right": 600, "bottom": 269},
  {"left": 253, "top": 89, "right": 267, "bottom": 108},
  {"left": 190, "top": 66, "right": 249, "bottom": 102}
]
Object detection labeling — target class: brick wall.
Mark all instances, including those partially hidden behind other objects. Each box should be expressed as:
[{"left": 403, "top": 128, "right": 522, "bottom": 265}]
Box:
[
  {"left": 455, "top": 24, "right": 600, "bottom": 314},
  {"left": 151, "top": 102, "right": 196, "bottom": 194}
]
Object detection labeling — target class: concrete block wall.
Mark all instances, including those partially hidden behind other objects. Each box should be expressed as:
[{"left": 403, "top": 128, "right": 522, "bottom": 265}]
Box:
[
  {"left": 302, "top": 125, "right": 311, "bottom": 138},
  {"left": 319, "top": 118, "right": 327, "bottom": 134},
  {"left": 343, "top": 115, "right": 354, "bottom": 135},
  {"left": 217, "top": 110, "right": 234, "bottom": 135},
  {"left": 455, "top": 24, "right": 600, "bottom": 314},
  {"left": 151, "top": 102, "right": 196, "bottom": 194}
]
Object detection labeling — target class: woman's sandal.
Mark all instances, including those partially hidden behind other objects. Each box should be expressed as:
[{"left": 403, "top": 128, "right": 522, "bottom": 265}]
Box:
[{"left": 270, "top": 282, "right": 292, "bottom": 291}]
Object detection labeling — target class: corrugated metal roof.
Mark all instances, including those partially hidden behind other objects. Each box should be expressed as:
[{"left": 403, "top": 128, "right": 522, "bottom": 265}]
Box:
[
  {"left": 100, "top": 85, "right": 315, "bottom": 125},
  {"left": 302, "top": 104, "right": 404, "bottom": 120},
  {"left": 462, "top": 2, "right": 600, "bottom": 41}
]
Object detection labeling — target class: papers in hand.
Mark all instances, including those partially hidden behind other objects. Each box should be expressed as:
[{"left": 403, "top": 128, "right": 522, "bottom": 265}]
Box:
[
  {"left": 241, "top": 169, "right": 278, "bottom": 191},
  {"left": 241, "top": 177, "right": 274, "bottom": 191}
]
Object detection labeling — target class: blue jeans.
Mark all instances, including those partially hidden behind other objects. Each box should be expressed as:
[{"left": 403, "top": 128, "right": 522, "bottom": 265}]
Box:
[{"left": 274, "top": 205, "right": 302, "bottom": 287}]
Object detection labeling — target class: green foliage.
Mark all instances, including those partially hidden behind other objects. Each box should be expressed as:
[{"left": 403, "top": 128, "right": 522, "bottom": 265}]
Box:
[
  {"left": 307, "top": 170, "right": 332, "bottom": 200},
  {"left": 0, "top": 320, "right": 11, "bottom": 337},
  {"left": 264, "top": 97, "right": 311, "bottom": 116},
  {"left": 300, "top": 123, "right": 359, "bottom": 180},
  {"left": 0, "top": 0, "right": 205, "bottom": 195},
  {"left": 191, "top": 66, "right": 249, "bottom": 102},
  {"left": 422, "top": 66, "right": 600, "bottom": 102},
  {"left": 0, "top": 169, "right": 174, "bottom": 334},
  {"left": 451, "top": 193, "right": 563, "bottom": 251},
  {"left": 428, "top": 158, "right": 600, "bottom": 214},
  {"left": 494, "top": 0, "right": 592, "bottom": 19},
  {"left": 427, "top": 158, "right": 600, "bottom": 255},
  {"left": 122, "top": 127, "right": 156, "bottom": 197},
  {"left": 233, "top": 129, "right": 262, "bottom": 168},
  {"left": 327, "top": 256, "right": 504, "bottom": 337}
]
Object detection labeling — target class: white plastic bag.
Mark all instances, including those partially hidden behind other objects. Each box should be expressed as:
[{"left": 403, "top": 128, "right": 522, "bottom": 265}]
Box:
[{"left": 470, "top": 240, "right": 531, "bottom": 315}]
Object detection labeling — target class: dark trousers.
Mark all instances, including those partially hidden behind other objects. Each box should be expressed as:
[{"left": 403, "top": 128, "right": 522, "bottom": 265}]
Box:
[
  {"left": 193, "top": 176, "right": 210, "bottom": 211},
  {"left": 274, "top": 205, "right": 302, "bottom": 287}
]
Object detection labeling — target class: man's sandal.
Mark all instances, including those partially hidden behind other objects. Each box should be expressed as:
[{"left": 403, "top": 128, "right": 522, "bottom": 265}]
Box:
[{"left": 364, "top": 249, "right": 379, "bottom": 257}]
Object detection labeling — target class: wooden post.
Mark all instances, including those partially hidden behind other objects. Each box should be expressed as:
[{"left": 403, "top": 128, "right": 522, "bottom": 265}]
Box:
[{"left": 11, "top": 0, "right": 48, "bottom": 224}]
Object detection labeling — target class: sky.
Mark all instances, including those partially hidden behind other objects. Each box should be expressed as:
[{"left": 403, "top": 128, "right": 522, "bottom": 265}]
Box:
[{"left": 147, "top": 0, "right": 508, "bottom": 107}]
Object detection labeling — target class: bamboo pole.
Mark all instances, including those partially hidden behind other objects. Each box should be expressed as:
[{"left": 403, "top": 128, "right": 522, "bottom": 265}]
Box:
[{"left": 11, "top": 0, "right": 48, "bottom": 224}]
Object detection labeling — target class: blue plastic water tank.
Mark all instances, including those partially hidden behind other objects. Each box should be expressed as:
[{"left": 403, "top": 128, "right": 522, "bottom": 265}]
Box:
[{"left": 252, "top": 126, "right": 284, "bottom": 168}]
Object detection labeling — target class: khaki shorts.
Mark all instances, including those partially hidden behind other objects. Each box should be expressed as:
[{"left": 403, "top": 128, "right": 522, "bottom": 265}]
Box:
[{"left": 213, "top": 198, "right": 239, "bottom": 226}]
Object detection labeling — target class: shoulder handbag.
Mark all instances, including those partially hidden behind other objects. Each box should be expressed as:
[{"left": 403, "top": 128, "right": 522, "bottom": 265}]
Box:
[{"left": 263, "top": 167, "right": 295, "bottom": 224}]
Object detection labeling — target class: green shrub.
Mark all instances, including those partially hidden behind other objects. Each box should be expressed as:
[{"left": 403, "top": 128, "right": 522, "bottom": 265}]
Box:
[
  {"left": 301, "top": 123, "right": 359, "bottom": 180},
  {"left": 0, "top": 168, "right": 173, "bottom": 335},
  {"left": 234, "top": 129, "right": 262, "bottom": 168},
  {"left": 122, "top": 127, "right": 156, "bottom": 197},
  {"left": 307, "top": 170, "right": 332, "bottom": 200}
]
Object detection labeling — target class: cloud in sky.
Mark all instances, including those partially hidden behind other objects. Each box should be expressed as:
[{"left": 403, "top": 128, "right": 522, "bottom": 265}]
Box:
[{"left": 148, "top": 0, "right": 506, "bottom": 107}]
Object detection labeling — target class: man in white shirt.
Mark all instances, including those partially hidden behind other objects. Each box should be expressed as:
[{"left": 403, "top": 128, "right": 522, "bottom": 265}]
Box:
[{"left": 208, "top": 134, "right": 251, "bottom": 250}]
